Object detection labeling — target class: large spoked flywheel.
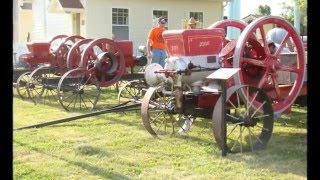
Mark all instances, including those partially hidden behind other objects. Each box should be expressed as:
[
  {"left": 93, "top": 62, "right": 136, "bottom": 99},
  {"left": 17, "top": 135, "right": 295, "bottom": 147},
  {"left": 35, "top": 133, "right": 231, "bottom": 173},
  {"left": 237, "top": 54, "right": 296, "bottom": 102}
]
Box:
[
  {"left": 208, "top": 19, "right": 247, "bottom": 30},
  {"left": 207, "top": 19, "right": 248, "bottom": 39},
  {"left": 79, "top": 38, "right": 126, "bottom": 87},
  {"left": 66, "top": 39, "right": 93, "bottom": 70},
  {"left": 208, "top": 19, "right": 249, "bottom": 68},
  {"left": 52, "top": 35, "right": 85, "bottom": 74},
  {"left": 49, "top": 35, "right": 68, "bottom": 53},
  {"left": 49, "top": 35, "right": 68, "bottom": 44},
  {"left": 232, "top": 16, "right": 306, "bottom": 115}
]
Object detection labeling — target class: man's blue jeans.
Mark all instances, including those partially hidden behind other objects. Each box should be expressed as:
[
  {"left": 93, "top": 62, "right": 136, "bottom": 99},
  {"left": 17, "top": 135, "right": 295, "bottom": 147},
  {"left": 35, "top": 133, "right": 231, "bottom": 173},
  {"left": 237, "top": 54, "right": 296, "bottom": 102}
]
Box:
[{"left": 151, "top": 48, "right": 166, "bottom": 67}]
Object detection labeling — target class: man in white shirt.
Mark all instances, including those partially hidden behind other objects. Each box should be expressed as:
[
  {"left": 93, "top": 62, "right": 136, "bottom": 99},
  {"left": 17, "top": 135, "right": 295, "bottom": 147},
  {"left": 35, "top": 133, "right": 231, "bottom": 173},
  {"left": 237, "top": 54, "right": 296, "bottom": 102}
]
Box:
[{"left": 266, "top": 25, "right": 294, "bottom": 52}]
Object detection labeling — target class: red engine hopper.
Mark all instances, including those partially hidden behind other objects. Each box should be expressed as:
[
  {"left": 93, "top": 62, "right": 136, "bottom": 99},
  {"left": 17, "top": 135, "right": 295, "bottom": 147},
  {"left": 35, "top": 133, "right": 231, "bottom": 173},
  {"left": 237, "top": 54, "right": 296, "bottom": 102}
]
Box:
[
  {"left": 162, "top": 28, "right": 225, "bottom": 57},
  {"left": 20, "top": 42, "right": 51, "bottom": 67}
]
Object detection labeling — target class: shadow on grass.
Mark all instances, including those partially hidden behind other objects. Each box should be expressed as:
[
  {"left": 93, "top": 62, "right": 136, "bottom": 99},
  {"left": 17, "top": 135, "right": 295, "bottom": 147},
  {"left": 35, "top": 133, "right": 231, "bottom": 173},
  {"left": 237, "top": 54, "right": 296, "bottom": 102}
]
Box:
[
  {"left": 13, "top": 87, "right": 121, "bottom": 113},
  {"left": 188, "top": 108, "right": 307, "bottom": 177},
  {"left": 13, "top": 94, "right": 36, "bottom": 103},
  {"left": 44, "top": 112, "right": 146, "bottom": 132},
  {"left": 47, "top": 113, "right": 218, "bottom": 154},
  {"left": 218, "top": 127, "right": 306, "bottom": 177},
  {"left": 13, "top": 95, "right": 307, "bottom": 178},
  {"left": 192, "top": 117, "right": 213, "bottom": 130},
  {"left": 13, "top": 99, "right": 144, "bottom": 130},
  {"left": 274, "top": 106, "right": 307, "bottom": 129},
  {"left": 14, "top": 140, "right": 130, "bottom": 179}
]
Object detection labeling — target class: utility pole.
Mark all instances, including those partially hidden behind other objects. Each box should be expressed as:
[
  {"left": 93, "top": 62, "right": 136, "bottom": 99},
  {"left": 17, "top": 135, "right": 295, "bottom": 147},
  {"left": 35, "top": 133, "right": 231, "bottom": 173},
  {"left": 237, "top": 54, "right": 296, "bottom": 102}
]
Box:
[
  {"left": 13, "top": 0, "right": 21, "bottom": 50},
  {"left": 227, "top": 0, "right": 241, "bottom": 39},
  {"left": 294, "top": 1, "right": 300, "bottom": 35}
]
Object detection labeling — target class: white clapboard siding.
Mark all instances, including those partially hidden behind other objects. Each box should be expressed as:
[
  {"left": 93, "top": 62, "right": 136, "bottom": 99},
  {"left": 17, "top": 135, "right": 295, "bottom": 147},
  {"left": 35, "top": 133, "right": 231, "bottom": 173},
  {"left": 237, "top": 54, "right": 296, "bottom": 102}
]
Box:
[
  {"left": 32, "top": 0, "right": 73, "bottom": 41},
  {"left": 32, "top": 0, "right": 46, "bottom": 41},
  {"left": 46, "top": 13, "right": 73, "bottom": 38},
  {"left": 85, "top": 0, "right": 223, "bottom": 55}
]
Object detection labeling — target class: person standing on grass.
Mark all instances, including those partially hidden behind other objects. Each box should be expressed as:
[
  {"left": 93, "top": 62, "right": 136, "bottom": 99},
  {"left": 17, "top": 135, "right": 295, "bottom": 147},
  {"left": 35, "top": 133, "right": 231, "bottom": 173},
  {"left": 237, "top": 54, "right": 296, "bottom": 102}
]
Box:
[{"left": 146, "top": 16, "right": 168, "bottom": 67}]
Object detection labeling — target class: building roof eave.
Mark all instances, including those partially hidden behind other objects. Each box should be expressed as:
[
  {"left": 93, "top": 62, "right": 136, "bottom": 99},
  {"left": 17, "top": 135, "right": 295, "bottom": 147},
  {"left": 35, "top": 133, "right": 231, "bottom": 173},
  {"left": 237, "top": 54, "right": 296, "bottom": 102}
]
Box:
[{"left": 48, "top": 0, "right": 84, "bottom": 14}]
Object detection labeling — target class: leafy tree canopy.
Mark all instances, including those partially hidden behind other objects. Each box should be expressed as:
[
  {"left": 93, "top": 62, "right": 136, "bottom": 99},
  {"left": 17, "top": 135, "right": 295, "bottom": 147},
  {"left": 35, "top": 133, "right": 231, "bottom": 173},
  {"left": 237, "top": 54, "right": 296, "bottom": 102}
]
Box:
[
  {"left": 280, "top": 0, "right": 307, "bottom": 35},
  {"left": 254, "top": 5, "right": 271, "bottom": 16}
]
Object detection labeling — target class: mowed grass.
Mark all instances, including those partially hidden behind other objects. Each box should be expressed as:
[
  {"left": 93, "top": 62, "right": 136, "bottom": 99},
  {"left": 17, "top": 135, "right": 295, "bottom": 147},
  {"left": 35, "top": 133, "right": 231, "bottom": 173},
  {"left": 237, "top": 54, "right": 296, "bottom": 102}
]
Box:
[{"left": 13, "top": 87, "right": 307, "bottom": 179}]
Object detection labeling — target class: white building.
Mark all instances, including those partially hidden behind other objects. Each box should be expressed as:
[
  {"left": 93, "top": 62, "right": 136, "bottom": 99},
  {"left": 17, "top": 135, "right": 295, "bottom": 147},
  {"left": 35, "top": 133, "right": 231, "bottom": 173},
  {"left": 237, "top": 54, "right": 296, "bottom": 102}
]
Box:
[{"left": 16, "top": 0, "right": 226, "bottom": 54}]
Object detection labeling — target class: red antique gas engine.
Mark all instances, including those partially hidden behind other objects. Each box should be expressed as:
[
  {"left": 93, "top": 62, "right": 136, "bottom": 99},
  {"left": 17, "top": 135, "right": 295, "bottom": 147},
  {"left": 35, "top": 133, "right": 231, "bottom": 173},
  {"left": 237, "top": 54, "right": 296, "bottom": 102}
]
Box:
[{"left": 140, "top": 16, "right": 306, "bottom": 153}]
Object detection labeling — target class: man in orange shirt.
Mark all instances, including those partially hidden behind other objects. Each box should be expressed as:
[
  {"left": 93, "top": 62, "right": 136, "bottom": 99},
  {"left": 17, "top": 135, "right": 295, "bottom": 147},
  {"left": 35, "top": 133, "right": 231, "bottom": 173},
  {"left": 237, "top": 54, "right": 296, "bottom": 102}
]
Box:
[{"left": 146, "top": 17, "right": 168, "bottom": 67}]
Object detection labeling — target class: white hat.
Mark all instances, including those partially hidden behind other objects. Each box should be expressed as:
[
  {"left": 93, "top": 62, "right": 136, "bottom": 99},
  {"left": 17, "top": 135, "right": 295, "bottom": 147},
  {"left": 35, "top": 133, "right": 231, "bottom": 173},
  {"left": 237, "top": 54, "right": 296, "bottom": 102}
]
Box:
[
  {"left": 188, "top": 17, "right": 198, "bottom": 25},
  {"left": 267, "top": 39, "right": 274, "bottom": 45}
]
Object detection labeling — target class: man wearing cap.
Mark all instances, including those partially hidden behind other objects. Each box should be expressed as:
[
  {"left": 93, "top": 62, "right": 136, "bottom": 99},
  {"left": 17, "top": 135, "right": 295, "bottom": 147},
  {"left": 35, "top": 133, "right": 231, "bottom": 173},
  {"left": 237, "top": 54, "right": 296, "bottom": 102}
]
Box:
[
  {"left": 146, "top": 16, "right": 168, "bottom": 67},
  {"left": 187, "top": 17, "right": 198, "bottom": 29},
  {"left": 267, "top": 39, "right": 290, "bottom": 54},
  {"left": 267, "top": 40, "right": 277, "bottom": 55}
]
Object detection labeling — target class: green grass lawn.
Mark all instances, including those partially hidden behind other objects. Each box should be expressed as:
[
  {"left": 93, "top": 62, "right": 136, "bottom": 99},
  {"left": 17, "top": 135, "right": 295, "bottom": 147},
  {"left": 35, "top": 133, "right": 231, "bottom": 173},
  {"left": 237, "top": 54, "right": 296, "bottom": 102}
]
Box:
[{"left": 13, "top": 87, "right": 307, "bottom": 179}]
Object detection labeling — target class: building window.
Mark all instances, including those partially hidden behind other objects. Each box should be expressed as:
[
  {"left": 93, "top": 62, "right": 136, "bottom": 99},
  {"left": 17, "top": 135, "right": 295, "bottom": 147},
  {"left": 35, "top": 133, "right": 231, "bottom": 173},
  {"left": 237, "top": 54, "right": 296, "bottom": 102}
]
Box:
[
  {"left": 112, "top": 8, "right": 129, "bottom": 25},
  {"left": 153, "top": 10, "right": 168, "bottom": 20},
  {"left": 112, "top": 8, "right": 129, "bottom": 40},
  {"left": 189, "top": 12, "right": 203, "bottom": 28},
  {"left": 153, "top": 10, "right": 168, "bottom": 28}
]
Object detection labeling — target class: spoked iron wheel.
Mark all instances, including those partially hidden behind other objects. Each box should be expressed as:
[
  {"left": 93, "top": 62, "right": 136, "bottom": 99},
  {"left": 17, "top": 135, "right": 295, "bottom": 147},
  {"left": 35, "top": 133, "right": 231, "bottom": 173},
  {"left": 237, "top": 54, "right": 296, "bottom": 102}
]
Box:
[
  {"left": 57, "top": 68, "right": 101, "bottom": 111},
  {"left": 113, "top": 80, "right": 127, "bottom": 92},
  {"left": 16, "top": 71, "right": 31, "bottom": 99},
  {"left": 141, "top": 86, "right": 192, "bottom": 137},
  {"left": 117, "top": 79, "right": 147, "bottom": 104},
  {"left": 27, "top": 66, "right": 59, "bottom": 104},
  {"left": 233, "top": 16, "right": 306, "bottom": 115},
  {"left": 52, "top": 35, "right": 85, "bottom": 74},
  {"left": 212, "top": 85, "right": 274, "bottom": 153}
]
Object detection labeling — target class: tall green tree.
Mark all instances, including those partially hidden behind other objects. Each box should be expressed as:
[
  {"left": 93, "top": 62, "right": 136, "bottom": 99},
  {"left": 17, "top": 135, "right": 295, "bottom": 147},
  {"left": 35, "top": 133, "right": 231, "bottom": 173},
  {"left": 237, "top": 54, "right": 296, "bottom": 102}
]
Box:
[
  {"left": 255, "top": 5, "right": 271, "bottom": 16},
  {"left": 279, "top": 3, "right": 294, "bottom": 23},
  {"left": 280, "top": 0, "right": 307, "bottom": 35},
  {"left": 295, "top": 0, "right": 307, "bottom": 35}
]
